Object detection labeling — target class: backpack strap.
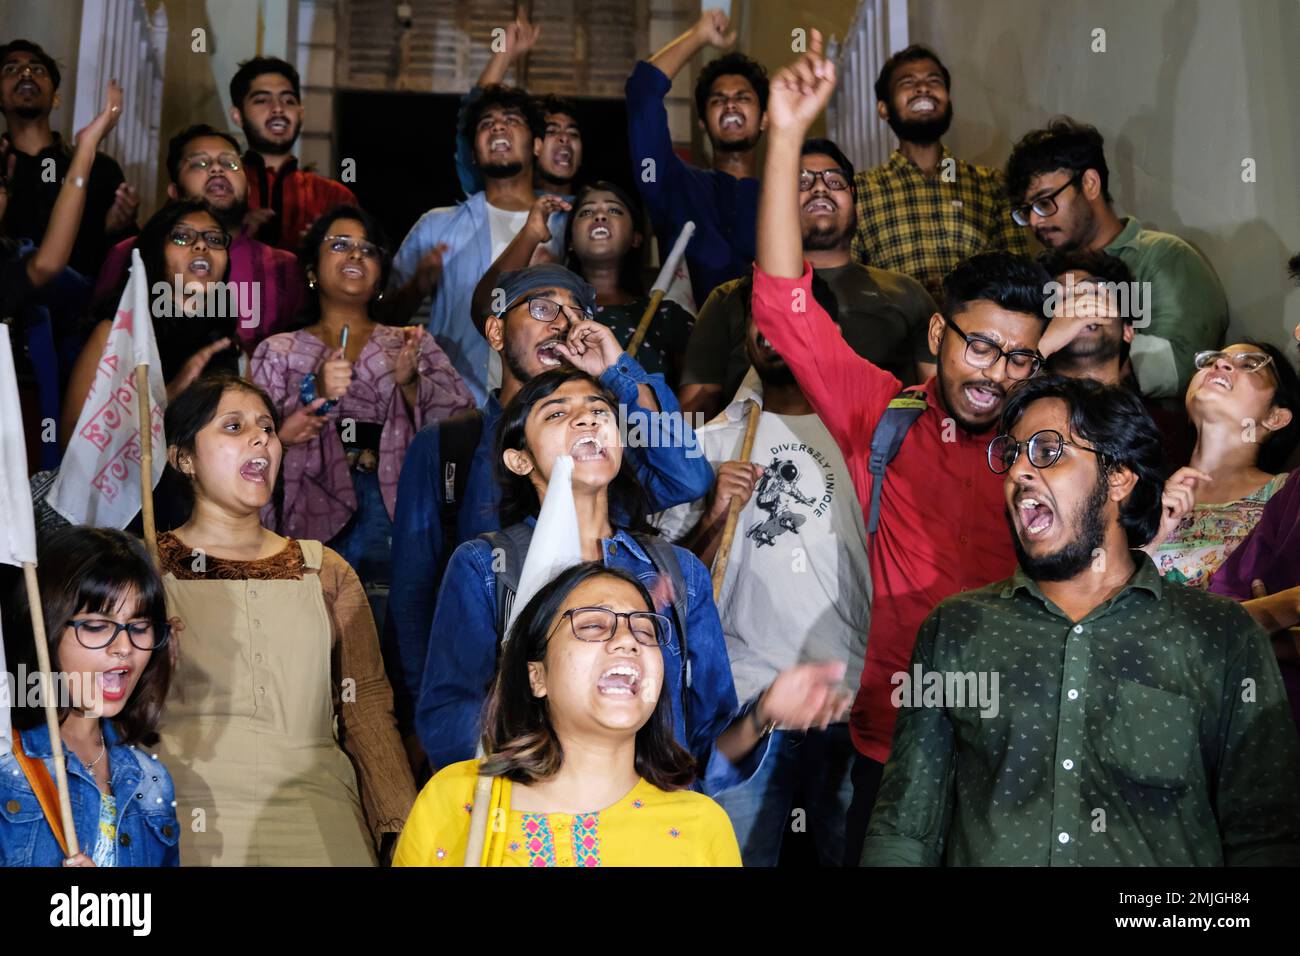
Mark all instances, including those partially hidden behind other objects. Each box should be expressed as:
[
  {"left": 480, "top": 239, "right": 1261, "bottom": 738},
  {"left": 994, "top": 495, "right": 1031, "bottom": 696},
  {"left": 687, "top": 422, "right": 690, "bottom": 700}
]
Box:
[
  {"left": 12, "top": 733, "right": 70, "bottom": 858},
  {"left": 438, "top": 410, "right": 486, "bottom": 579},
  {"left": 635, "top": 534, "right": 692, "bottom": 724},
  {"left": 866, "top": 387, "right": 929, "bottom": 536},
  {"left": 480, "top": 522, "right": 533, "bottom": 642}
]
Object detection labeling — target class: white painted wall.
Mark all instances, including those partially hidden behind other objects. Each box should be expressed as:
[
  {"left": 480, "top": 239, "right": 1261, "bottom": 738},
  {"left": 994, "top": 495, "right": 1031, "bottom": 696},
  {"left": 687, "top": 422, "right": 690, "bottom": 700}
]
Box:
[{"left": 906, "top": 0, "right": 1300, "bottom": 351}]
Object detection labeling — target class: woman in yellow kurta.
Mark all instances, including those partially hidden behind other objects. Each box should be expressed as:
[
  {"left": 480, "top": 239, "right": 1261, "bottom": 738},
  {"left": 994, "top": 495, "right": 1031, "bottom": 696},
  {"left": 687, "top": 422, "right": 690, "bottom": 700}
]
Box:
[
  {"left": 156, "top": 374, "right": 415, "bottom": 866},
  {"left": 395, "top": 562, "right": 741, "bottom": 867}
]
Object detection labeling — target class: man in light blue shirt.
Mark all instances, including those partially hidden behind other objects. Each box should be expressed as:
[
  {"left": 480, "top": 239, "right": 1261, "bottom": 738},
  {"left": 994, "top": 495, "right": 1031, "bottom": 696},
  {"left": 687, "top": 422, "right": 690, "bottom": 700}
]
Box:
[{"left": 388, "top": 85, "right": 566, "bottom": 404}]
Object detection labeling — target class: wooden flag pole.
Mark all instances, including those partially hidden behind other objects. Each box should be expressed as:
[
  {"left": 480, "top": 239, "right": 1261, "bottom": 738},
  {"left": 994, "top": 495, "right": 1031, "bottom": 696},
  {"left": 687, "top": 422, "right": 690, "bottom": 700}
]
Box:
[
  {"left": 626, "top": 221, "right": 694, "bottom": 360},
  {"left": 711, "top": 399, "right": 762, "bottom": 602},
  {"left": 134, "top": 365, "right": 158, "bottom": 566},
  {"left": 462, "top": 771, "right": 494, "bottom": 867},
  {"left": 21, "top": 562, "right": 80, "bottom": 856}
]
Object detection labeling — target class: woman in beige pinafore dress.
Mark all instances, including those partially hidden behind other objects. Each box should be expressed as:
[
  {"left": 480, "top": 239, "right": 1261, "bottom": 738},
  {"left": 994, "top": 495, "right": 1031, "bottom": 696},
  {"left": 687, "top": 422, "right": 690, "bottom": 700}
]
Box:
[{"left": 154, "top": 374, "right": 415, "bottom": 866}]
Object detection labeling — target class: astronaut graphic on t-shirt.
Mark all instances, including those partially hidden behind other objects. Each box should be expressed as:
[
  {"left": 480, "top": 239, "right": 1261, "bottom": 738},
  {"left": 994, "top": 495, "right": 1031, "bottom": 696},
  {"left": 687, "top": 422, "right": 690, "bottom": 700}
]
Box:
[{"left": 746, "top": 457, "right": 816, "bottom": 547}]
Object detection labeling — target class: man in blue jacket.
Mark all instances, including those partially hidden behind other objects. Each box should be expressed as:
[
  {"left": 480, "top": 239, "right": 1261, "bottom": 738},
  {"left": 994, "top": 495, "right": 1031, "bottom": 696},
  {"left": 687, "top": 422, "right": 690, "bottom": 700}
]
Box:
[
  {"left": 386, "top": 264, "right": 714, "bottom": 705},
  {"left": 626, "top": 8, "right": 767, "bottom": 308}
]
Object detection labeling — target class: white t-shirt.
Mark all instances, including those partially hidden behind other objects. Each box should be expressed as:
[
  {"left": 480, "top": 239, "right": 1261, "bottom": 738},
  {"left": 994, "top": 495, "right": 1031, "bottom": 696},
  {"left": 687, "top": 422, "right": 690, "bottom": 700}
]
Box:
[
  {"left": 484, "top": 203, "right": 530, "bottom": 391},
  {"left": 655, "top": 377, "right": 872, "bottom": 701}
]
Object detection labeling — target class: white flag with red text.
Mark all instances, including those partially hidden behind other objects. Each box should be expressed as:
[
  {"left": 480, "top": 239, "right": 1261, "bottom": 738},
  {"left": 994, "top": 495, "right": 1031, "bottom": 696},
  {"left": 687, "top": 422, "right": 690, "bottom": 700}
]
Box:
[
  {"left": 0, "top": 324, "right": 40, "bottom": 752},
  {"left": 47, "top": 249, "right": 166, "bottom": 528}
]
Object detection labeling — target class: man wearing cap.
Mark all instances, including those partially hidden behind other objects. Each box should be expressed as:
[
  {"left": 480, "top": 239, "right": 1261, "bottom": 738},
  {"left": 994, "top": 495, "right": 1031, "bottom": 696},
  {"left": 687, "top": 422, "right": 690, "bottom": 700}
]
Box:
[
  {"left": 0, "top": 39, "right": 138, "bottom": 279},
  {"left": 386, "top": 264, "right": 714, "bottom": 718}
]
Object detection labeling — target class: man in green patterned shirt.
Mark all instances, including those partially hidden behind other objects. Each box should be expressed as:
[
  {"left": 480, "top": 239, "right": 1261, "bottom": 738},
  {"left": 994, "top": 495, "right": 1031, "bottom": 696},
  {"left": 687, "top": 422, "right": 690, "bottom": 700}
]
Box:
[
  {"left": 862, "top": 375, "right": 1300, "bottom": 866},
  {"left": 850, "top": 45, "right": 1030, "bottom": 304}
]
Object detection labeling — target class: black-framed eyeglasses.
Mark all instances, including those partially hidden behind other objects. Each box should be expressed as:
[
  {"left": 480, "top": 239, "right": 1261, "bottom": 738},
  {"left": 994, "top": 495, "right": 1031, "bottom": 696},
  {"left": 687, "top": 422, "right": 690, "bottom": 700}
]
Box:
[
  {"left": 547, "top": 607, "right": 671, "bottom": 647},
  {"left": 987, "top": 429, "right": 1099, "bottom": 474},
  {"left": 945, "top": 317, "right": 1042, "bottom": 380},
  {"left": 525, "top": 296, "right": 594, "bottom": 323},
  {"left": 183, "top": 152, "right": 241, "bottom": 174},
  {"left": 66, "top": 618, "right": 170, "bottom": 652},
  {"left": 798, "top": 168, "right": 850, "bottom": 191},
  {"left": 169, "top": 225, "right": 231, "bottom": 250},
  {"left": 1193, "top": 350, "right": 1274, "bottom": 374},
  {"left": 1011, "top": 172, "right": 1083, "bottom": 226},
  {"left": 324, "top": 235, "right": 384, "bottom": 260}
]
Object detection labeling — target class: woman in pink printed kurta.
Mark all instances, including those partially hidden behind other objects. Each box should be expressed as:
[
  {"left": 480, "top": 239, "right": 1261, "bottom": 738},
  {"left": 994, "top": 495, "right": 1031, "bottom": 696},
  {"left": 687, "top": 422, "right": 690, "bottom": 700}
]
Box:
[{"left": 251, "top": 205, "right": 474, "bottom": 547}]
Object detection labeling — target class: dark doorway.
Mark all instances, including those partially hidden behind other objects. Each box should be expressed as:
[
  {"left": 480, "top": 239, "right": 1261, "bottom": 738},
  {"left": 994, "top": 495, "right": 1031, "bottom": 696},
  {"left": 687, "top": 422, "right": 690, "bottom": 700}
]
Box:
[{"left": 335, "top": 90, "right": 636, "bottom": 252}]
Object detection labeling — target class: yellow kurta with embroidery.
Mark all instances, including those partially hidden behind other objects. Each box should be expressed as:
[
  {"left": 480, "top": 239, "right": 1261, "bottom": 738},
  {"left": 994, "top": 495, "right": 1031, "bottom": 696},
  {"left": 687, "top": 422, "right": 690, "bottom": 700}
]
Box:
[{"left": 393, "top": 760, "right": 741, "bottom": 867}]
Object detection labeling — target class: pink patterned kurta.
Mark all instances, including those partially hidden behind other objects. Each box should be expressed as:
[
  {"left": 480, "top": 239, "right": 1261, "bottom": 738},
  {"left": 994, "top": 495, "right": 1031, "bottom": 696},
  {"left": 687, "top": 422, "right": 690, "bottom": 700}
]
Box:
[{"left": 252, "top": 324, "right": 475, "bottom": 541}]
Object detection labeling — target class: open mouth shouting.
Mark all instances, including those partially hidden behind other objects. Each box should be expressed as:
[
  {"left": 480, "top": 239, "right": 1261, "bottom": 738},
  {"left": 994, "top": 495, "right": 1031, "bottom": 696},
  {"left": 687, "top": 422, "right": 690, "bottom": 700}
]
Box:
[
  {"left": 553, "top": 147, "right": 574, "bottom": 169},
  {"left": 588, "top": 224, "right": 611, "bottom": 241},
  {"left": 908, "top": 95, "right": 938, "bottom": 114},
  {"left": 570, "top": 434, "right": 608, "bottom": 462},
  {"left": 755, "top": 330, "right": 779, "bottom": 356},
  {"left": 803, "top": 196, "right": 836, "bottom": 215},
  {"left": 14, "top": 78, "right": 38, "bottom": 96},
  {"left": 536, "top": 340, "right": 565, "bottom": 368},
  {"left": 205, "top": 176, "right": 233, "bottom": 200},
  {"left": 596, "top": 661, "right": 641, "bottom": 697},
  {"left": 187, "top": 255, "right": 213, "bottom": 278},
  {"left": 240, "top": 456, "right": 270, "bottom": 483},
  {"left": 1015, "top": 494, "right": 1056, "bottom": 539},
  {"left": 490, "top": 137, "right": 512, "bottom": 155},
  {"left": 1205, "top": 373, "right": 1233, "bottom": 391},
  {"left": 100, "top": 665, "right": 133, "bottom": 703},
  {"left": 340, "top": 262, "right": 366, "bottom": 280},
  {"left": 963, "top": 381, "right": 1004, "bottom": 413},
  {"left": 266, "top": 116, "right": 292, "bottom": 137},
  {"left": 720, "top": 111, "right": 745, "bottom": 131}
]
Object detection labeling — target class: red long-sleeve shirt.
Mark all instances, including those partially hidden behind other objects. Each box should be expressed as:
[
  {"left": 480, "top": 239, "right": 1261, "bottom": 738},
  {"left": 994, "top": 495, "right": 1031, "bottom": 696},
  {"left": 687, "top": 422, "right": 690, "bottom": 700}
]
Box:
[
  {"left": 244, "top": 153, "right": 358, "bottom": 252},
  {"left": 752, "top": 262, "right": 1017, "bottom": 763}
]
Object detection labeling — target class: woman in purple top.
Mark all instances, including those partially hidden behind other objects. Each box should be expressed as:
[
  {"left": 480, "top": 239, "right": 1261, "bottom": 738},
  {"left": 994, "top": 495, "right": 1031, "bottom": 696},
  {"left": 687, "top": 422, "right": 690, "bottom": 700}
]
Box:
[{"left": 252, "top": 205, "right": 474, "bottom": 585}]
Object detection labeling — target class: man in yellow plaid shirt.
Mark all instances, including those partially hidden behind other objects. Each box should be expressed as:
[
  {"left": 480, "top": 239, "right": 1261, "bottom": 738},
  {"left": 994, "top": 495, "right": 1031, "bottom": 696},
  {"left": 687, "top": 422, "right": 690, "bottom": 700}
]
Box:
[{"left": 851, "top": 45, "right": 1029, "bottom": 304}]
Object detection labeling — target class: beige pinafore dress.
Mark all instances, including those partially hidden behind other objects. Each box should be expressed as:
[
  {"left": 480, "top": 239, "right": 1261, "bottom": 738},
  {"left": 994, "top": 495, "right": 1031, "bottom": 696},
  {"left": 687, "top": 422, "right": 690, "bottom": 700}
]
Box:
[{"left": 155, "top": 540, "right": 377, "bottom": 866}]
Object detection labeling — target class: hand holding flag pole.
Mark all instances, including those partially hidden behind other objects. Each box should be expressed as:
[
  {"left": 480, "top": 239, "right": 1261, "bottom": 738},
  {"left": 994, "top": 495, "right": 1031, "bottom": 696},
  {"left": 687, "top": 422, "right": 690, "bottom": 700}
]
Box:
[{"left": 0, "top": 326, "right": 80, "bottom": 856}]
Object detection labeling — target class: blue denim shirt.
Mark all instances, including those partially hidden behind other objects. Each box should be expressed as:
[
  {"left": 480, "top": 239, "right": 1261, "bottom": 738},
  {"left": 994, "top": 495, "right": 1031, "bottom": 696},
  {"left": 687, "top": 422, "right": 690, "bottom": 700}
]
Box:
[
  {"left": 386, "top": 352, "right": 714, "bottom": 699},
  {"left": 389, "top": 191, "right": 567, "bottom": 404},
  {"left": 415, "top": 526, "right": 766, "bottom": 795},
  {"left": 0, "top": 723, "right": 180, "bottom": 867}
]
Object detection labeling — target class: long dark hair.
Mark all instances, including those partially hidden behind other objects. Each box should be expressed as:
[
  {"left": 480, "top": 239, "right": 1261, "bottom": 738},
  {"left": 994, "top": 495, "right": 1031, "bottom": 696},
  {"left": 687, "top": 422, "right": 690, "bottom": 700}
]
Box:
[
  {"left": 298, "top": 203, "right": 392, "bottom": 324},
  {"left": 479, "top": 562, "right": 696, "bottom": 790},
  {"left": 3, "top": 527, "right": 172, "bottom": 745},
  {"left": 1228, "top": 341, "right": 1300, "bottom": 473},
  {"left": 495, "top": 367, "right": 651, "bottom": 531},
  {"left": 563, "top": 180, "right": 647, "bottom": 298}
]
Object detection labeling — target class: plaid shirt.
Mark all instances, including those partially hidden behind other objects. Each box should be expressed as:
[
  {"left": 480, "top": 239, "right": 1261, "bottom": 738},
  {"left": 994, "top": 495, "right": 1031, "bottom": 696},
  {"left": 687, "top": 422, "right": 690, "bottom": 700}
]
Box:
[
  {"left": 851, "top": 146, "right": 1029, "bottom": 303},
  {"left": 243, "top": 152, "right": 358, "bottom": 252}
]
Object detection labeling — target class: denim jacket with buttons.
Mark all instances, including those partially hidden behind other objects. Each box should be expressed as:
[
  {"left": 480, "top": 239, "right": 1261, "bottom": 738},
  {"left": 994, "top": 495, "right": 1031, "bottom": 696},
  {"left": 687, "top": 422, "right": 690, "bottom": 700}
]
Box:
[{"left": 0, "top": 722, "right": 180, "bottom": 867}]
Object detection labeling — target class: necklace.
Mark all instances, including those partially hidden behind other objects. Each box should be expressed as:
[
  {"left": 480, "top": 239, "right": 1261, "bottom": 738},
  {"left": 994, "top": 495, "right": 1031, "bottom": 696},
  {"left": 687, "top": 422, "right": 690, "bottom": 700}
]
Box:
[{"left": 64, "top": 733, "right": 106, "bottom": 771}]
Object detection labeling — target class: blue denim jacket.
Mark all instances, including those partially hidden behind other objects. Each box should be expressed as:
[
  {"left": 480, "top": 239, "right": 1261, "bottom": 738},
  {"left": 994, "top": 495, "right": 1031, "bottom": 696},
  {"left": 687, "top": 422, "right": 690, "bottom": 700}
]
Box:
[
  {"left": 415, "top": 525, "right": 767, "bottom": 795},
  {"left": 0, "top": 722, "right": 180, "bottom": 867},
  {"left": 386, "top": 353, "right": 714, "bottom": 700}
]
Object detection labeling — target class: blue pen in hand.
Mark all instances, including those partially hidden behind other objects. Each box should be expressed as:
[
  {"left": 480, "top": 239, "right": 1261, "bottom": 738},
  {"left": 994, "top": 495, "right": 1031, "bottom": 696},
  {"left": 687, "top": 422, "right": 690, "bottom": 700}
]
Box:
[{"left": 302, "top": 324, "right": 349, "bottom": 416}]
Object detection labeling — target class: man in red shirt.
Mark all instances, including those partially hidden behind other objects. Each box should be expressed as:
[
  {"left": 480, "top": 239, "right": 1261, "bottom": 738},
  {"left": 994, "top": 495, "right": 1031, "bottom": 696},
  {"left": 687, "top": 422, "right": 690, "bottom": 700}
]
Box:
[
  {"left": 751, "top": 32, "right": 1052, "bottom": 865},
  {"left": 228, "top": 57, "right": 357, "bottom": 252}
]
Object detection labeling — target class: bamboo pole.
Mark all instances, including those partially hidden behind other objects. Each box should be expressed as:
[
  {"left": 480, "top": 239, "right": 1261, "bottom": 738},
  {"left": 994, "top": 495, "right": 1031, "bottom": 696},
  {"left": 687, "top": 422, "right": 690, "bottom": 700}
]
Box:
[
  {"left": 462, "top": 771, "right": 494, "bottom": 867},
  {"left": 22, "top": 562, "right": 80, "bottom": 856},
  {"left": 626, "top": 222, "right": 694, "bottom": 359},
  {"left": 711, "top": 399, "right": 762, "bottom": 602},
  {"left": 134, "top": 364, "right": 157, "bottom": 566}
]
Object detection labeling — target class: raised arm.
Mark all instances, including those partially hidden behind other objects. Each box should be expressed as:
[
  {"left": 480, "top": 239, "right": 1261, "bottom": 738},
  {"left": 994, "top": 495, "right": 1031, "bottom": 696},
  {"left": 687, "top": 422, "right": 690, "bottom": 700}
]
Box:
[
  {"left": 469, "top": 194, "right": 571, "bottom": 323},
  {"left": 649, "top": 9, "right": 735, "bottom": 82},
  {"left": 27, "top": 81, "right": 124, "bottom": 287}
]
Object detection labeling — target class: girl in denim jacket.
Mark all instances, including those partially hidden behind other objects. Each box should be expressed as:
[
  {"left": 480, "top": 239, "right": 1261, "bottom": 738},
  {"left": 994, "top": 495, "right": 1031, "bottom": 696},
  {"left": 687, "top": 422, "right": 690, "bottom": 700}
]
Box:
[{"left": 0, "top": 527, "right": 179, "bottom": 867}]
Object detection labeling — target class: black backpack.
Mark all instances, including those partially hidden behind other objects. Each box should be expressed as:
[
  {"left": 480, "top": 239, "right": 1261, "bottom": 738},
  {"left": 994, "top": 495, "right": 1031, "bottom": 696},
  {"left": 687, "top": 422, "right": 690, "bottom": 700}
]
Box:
[
  {"left": 480, "top": 522, "right": 693, "bottom": 722},
  {"left": 434, "top": 409, "right": 486, "bottom": 581}
]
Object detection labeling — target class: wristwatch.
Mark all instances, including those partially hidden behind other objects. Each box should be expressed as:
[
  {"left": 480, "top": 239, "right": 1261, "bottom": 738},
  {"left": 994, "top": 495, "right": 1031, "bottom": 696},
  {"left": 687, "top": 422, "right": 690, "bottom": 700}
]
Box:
[{"left": 747, "top": 690, "right": 778, "bottom": 738}]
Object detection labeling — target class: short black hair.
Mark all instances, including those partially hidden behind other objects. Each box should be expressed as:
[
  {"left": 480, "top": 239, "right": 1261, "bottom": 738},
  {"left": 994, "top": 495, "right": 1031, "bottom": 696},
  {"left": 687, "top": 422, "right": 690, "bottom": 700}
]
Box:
[
  {"left": 535, "top": 93, "right": 580, "bottom": 127},
  {"left": 942, "top": 251, "right": 1052, "bottom": 326},
  {"left": 801, "top": 137, "right": 856, "bottom": 183},
  {"left": 3, "top": 526, "right": 172, "bottom": 745},
  {"left": 165, "top": 124, "right": 242, "bottom": 185},
  {"left": 479, "top": 561, "right": 696, "bottom": 791},
  {"left": 1000, "top": 375, "right": 1165, "bottom": 548},
  {"left": 694, "top": 52, "right": 769, "bottom": 118},
  {"left": 229, "top": 56, "right": 301, "bottom": 110},
  {"left": 0, "top": 39, "right": 60, "bottom": 90},
  {"left": 1006, "top": 117, "right": 1112, "bottom": 205},
  {"left": 461, "top": 83, "right": 545, "bottom": 145},
  {"left": 873, "top": 44, "right": 950, "bottom": 103}
]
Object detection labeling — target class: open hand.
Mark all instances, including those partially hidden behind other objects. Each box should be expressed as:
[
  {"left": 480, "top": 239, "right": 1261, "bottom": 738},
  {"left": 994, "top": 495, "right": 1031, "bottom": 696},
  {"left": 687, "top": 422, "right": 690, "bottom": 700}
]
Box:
[
  {"left": 76, "top": 79, "right": 124, "bottom": 148},
  {"left": 414, "top": 243, "right": 450, "bottom": 295},
  {"left": 758, "top": 661, "right": 852, "bottom": 731},
  {"left": 280, "top": 398, "right": 330, "bottom": 444},
  {"left": 166, "top": 337, "right": 234, "bottom": 401},
  {"left": 394, "top": 326, "right": 426, "bottom": 386},
  {"left": 104, "top": 181, "right": 140, "bottom": 235}
]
